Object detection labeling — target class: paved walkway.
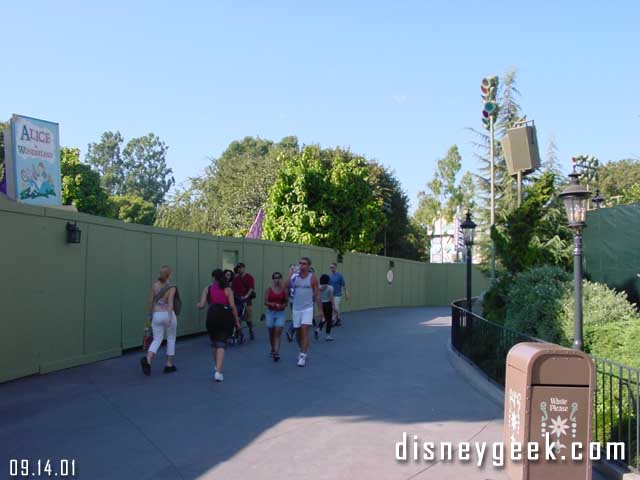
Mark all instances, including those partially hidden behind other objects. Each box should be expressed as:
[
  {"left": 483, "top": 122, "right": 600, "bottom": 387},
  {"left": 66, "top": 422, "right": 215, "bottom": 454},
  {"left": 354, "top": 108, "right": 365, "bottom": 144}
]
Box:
[{"left": 2, "top": 307, "right": 509, "bottom": 479}]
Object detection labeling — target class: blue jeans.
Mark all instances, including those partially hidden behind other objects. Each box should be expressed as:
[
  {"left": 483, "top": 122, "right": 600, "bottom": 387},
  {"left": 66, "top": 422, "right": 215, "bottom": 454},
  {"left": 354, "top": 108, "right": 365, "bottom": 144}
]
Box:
[{"left": 265, "top": 310, "right": 286, "bottom": 328}]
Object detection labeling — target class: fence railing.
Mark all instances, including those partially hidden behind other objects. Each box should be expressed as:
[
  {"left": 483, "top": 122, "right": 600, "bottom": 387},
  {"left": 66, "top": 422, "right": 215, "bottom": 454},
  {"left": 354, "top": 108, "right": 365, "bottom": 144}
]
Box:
[{"left": 451, "top": 300, "right": 640, "bottom": 472}]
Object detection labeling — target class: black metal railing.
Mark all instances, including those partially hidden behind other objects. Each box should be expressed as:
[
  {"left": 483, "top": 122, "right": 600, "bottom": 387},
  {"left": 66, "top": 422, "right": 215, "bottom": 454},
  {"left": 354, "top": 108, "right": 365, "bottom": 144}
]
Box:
[{"left": 451, "top": 300, "right": 640, "bottom": 472}]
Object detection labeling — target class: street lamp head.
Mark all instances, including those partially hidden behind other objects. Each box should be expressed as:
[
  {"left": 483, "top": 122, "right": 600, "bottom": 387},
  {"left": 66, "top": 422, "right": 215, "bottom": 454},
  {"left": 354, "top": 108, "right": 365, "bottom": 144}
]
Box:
[
  {"left": 460, "top": 210, "right": 477, "bottom": 246},
  {"left": 592, "top": 189, "right": 604, "bottom": 209},
  {"left": 559, "top": 171, "right": 591, "bottom": 231}
]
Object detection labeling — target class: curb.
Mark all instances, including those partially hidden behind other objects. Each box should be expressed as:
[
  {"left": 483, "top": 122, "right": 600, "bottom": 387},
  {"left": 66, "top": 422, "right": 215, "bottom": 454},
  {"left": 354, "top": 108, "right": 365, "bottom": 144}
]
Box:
[{"left": 445, "top": 341, "right": 640, "bottom": 480}]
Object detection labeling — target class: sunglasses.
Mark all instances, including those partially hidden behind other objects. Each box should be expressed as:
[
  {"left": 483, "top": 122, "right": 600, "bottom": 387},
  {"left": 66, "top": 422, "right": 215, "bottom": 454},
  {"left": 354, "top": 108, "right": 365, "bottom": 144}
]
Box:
[
  {"left": 272, "top": 276, "right": 282, "bottom": 280},
  {"left": 299, "top": 261, "right": 309, "bottom": 266}
]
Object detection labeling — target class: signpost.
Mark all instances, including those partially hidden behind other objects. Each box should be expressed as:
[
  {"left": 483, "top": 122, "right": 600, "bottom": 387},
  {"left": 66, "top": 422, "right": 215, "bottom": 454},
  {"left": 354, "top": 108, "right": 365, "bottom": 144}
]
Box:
[{"left": 3, "top": 114, "right": 61, "bottom": 206}]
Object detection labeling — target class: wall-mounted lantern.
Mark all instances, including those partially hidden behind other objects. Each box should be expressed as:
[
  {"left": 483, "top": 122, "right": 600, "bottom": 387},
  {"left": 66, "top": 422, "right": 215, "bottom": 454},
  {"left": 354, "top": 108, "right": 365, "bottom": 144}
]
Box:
[{"left": 66, "top": 221, "right": 81, "bottom": 244}]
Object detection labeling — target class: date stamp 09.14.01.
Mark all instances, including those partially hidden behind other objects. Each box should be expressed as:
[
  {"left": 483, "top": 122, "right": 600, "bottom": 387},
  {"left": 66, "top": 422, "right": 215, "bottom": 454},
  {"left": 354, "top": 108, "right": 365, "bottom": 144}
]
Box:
[{"left": 9, "top": 459, "right": 77, "bottom": 477}]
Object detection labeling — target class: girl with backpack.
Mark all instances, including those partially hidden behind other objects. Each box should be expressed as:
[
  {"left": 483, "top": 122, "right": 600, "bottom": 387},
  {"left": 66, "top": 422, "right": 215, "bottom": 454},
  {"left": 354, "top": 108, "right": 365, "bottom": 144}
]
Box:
[
  {"left": 141, "top": 265, "right": 179, "bottom": 375},
  {"left": 198, "top": 269, "right": 241, "bottom": 382},
  {"left": 264, "top": 271, "right": 288, "bottom": 362}
]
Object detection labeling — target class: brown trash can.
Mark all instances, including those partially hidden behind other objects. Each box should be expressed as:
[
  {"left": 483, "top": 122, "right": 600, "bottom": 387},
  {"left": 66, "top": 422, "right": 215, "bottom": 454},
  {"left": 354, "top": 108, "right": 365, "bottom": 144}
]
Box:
[{"left": 504, "top": 342, "right": 595, "bottom": 480}]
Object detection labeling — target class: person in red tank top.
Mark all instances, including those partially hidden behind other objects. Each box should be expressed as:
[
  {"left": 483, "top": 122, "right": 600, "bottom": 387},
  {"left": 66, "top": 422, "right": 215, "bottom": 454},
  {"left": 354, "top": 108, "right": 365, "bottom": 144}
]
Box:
[{"left": 264, "top": 272, "right": 288, "bottom": 362}]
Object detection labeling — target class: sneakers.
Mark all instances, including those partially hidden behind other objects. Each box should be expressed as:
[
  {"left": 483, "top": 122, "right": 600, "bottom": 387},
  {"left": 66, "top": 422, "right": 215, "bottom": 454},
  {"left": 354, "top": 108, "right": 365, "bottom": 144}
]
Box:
[
  {"left": 325, "top": 335, "right": 333, "bottom": 341},
  {"left": 214, "top": 371, "right": 224, "bottom": 382},
  {"left": 297, "top": 353, "right": 307, "bottom": 367},
  {"left": 163, "top": 365, "right": 177, "bottom": 373},
  {"left": 140, "top": 357, "right": 151, "bottom": 376},
  {"left": 314, "top": 328, "right": 320, "bottom": 340},
  {"left": 273, "top": 353, "right": 280, "bottom": 362}
]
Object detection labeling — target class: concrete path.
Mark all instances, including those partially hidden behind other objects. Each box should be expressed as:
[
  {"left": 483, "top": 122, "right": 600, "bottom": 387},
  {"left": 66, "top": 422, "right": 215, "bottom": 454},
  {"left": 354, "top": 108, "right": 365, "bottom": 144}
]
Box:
[{"left": 1, "top": 307, "right": 509, "bottom": 479}]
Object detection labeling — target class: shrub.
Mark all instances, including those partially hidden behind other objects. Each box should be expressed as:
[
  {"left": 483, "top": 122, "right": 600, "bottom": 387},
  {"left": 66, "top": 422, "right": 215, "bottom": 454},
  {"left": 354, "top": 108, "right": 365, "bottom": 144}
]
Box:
[
  {"left": 504, "top": 265, "right": 570, "bottom": 344},
  {"left": 560, "top": 281, "right": 640, "bottom": 367},
  {"left": 482, "top": 273, "right": 512, "bottom": 325}
]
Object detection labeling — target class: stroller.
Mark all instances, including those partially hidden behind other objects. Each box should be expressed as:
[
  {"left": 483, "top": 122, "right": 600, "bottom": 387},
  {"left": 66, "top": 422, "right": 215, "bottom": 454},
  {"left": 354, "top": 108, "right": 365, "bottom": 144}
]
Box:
[{"left": 229, "top": 297, "right": 247, "bottom": 346}]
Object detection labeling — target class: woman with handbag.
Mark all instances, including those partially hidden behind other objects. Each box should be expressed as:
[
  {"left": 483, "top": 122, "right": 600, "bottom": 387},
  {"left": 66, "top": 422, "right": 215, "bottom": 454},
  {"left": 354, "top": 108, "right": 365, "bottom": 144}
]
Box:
[
  {"left": 141, "top": 265, "right": 178, "bottom": 376},
  {"left": 198, "top": 269, "right": 241, "bottom": 382}
]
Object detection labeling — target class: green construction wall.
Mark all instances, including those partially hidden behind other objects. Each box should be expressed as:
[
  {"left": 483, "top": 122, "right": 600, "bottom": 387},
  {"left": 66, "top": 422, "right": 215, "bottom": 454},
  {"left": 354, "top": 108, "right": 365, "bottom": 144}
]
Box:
[
  {"left": 584, "top": 204, "right": 640, "bottom": 307},
  {"left": 0, "top": 196, "right": 488, "bottom": 383}
]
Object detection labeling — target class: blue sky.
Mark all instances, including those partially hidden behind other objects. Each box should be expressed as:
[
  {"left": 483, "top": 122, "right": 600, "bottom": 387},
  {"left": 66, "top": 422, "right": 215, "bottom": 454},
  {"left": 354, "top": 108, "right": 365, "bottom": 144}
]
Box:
[{"left": 2, "top": 1, "right": 639, "bottom": 211}]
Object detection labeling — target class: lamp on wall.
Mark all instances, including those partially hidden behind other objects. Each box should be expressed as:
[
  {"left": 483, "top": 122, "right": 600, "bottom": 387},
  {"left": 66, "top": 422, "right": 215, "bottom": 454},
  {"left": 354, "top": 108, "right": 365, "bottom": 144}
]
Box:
[
  {"left": 337, "top": 253, "right": 344, "bottom": 263},
  {"left": 66, "top": 221, "right": 81, "bottom": 244},
  {"left": 389, "top": 260, "right": 395, "bottom": 268}
]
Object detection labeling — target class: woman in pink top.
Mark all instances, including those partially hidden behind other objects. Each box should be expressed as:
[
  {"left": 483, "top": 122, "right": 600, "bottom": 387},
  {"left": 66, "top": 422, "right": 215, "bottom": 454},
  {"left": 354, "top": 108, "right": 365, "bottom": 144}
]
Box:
[{"left": 198, "top": 269, "right": 240, "bottom": 382}]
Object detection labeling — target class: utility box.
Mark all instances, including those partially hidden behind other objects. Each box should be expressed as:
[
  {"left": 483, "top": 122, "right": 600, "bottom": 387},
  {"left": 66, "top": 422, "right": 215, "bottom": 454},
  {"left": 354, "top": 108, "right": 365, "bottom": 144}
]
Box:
[{"left": 504, "top": 342, "right": 595, "bottom": 480}]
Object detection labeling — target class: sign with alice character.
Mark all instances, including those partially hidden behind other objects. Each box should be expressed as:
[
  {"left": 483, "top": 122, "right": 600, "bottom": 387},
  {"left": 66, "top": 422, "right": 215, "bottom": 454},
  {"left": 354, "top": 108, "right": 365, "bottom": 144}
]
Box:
[{"left": 3, "top": 114, "right": 61, "bottom": 206}]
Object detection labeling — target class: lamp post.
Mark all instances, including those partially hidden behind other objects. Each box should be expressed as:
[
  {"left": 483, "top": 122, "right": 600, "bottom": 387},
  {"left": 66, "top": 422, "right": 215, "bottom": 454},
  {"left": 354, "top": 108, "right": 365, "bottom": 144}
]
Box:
[
  {"left": 592, "top": 189, "right": 604, "bottom": 209},
  {"left": 558, "top": 170, "right": 591, "bottom": 351},
  {"left": 461, "top": 211, "right": 477, "bottom": 311}
]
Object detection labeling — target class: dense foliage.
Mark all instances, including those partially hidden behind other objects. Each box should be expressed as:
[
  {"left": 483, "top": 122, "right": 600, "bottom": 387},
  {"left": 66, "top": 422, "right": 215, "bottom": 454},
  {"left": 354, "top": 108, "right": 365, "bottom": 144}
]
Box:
[
  {"left": 60, "top": 147, "right": 111, "bottom": 216},
  {"left": 491, "top": 172, "right": 573, "bottom": 273},
  {"left": 86, "top": 131, "right": 174, "bottom": 207},
  {"left": 487, "top": 265, "right": 640, "bottom": 368},
  {"left": 263, "top": 145, "right": 385, "bottom": 254}
]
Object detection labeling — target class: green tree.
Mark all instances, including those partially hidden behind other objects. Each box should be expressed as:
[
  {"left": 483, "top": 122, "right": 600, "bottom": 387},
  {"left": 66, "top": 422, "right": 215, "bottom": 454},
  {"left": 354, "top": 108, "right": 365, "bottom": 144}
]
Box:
[
  {"left": 595, "top": 159, "right": 640, "bottom": 205},
  {"left": 110, "top": 194, "right": 156, "bottom": 225},
  {"left": 86, "top": 131, "right": 125, "bottom": 195},
  {"left": 60, "top": 147, "right": 111, "bottom": 215},
  {"left": 415, "top": 145, "right": 475, "bottom": 230},
  {"left": 156, "top": 136, "right": 299, "bottom": 236},
  {"left": 122, "top": 133, "right": 174, "bottom": 207},
  {"left": 86, "top": 131, "right": 174, "bottom": 207},
  {"left": 263, "top": 145, "right": 385, "bottom": 254},
  {"left": 368, "top": 162, "right": 422, "bottom": 259},
  {"left": 491, "top": 172, "right": 572, "bottom": 273}
]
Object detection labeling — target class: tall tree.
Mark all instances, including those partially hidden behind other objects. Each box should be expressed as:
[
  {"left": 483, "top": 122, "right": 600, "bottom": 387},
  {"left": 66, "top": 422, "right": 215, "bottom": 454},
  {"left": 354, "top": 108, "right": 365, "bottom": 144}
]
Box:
[
  {"left": 110, "top": 194, "right": 156, "bottom": 225},
  {"left": 86, "top": 131, "right": 174, "bottom": 207},
  {"left": 263, "top": 145, "right": 385, "bottom": 254},
  {"left": 542, "top": 134, "right": 562, "bottom": 180},
  {"left": 60, "top": 147, "right": 111, "bottom": 215},
  {"left": 368, "top": 162, "right": 421, "bottom": 259},
  {"left": 122, "top": 133, "right": 174, "bottom": 207},
  {"left": 414, "top": 145, "right": 474, "bottom": 231},
  {"left": 156, "top": 136, "right": 299, "bottom": 236},
  {"left": 86, "top": 131, "right": 125, "bottom": 195}
]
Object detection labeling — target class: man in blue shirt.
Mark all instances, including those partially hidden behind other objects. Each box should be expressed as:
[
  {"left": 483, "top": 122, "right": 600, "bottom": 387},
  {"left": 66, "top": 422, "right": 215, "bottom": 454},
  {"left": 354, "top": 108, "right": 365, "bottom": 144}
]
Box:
[{"left": 329, "top": 262, "right": 348, "bottom": 326}]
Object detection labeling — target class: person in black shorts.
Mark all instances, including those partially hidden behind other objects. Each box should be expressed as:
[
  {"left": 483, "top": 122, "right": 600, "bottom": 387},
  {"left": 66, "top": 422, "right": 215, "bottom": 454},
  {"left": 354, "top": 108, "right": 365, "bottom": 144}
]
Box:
[
  {"left": 197, "top": 269, "right": 241, "bottom": 382},
  {"left": 315, "top": 274, "right": 336, "bottom": 341}
]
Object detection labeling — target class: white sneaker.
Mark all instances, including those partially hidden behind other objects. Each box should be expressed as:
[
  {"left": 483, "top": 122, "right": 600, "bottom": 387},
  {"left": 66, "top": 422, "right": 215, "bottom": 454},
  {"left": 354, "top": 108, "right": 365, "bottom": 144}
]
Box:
[
  {"left": 325, "top": 335, "right": 333, "bottom": 341},
  {"left": 214, "top": 371, "right": 224, "bottom": 382},
  {"left": 297, "top": 353, "right": 306, "bottom": 367}
]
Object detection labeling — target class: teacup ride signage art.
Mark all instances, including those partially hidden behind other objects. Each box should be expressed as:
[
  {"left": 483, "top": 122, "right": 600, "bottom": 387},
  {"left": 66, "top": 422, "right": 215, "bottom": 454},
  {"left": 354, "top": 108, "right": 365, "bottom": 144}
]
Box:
[{"left": 3, "top": 114, "right": 61, "bottom": 206}]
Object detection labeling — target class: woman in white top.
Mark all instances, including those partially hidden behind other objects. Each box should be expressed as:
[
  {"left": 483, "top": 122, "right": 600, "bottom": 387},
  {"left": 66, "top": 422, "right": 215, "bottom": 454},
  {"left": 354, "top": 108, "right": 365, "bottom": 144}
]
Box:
[{"left": 141, "top": 265, "right": 178, "bottom": 375}]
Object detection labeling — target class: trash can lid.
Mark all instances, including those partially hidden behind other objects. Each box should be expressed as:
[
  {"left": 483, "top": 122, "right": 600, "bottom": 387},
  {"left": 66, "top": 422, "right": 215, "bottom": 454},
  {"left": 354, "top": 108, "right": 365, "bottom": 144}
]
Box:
[{"left": 506, "top": 342, "right": 595, "bottom": 386}]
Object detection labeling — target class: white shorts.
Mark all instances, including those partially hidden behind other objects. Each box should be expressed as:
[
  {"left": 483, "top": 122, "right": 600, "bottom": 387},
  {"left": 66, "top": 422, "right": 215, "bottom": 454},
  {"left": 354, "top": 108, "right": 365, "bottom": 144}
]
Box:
[
  {"left": 334, "top": 296, "right": 342, "bottom": 314},
  {"left": 292, "top": 308, "right": 314, "bottom": 328}
]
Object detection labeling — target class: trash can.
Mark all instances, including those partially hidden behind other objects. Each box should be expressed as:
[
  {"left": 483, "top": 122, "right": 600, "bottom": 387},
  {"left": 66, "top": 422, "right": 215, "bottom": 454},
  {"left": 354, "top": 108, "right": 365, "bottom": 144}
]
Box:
[{"left": 504, "top": 342, "right": 595, "bottom": 480}]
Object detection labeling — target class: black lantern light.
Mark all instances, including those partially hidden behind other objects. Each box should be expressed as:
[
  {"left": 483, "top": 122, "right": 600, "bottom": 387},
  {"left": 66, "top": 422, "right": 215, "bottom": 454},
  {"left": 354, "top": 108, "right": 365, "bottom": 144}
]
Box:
[
  {"left": 66, "top": 221, "right": 82, "bottom": 244},
  {"left": 559, "top": 170, "right": 591, "bottom": 230},
  {"left": 592, "top": 189, "right": 604, "bottom": 209},
  {"left": 460, "top": 211, "right": 477, "bottom": 310},
  {"left": 558, "top": 170, "right": 591, "bottom": 351}
]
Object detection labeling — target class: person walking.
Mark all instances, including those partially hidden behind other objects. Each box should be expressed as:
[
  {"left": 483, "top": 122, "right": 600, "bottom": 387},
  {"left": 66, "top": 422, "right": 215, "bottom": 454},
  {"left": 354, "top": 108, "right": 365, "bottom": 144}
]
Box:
[
  {"left": 329, "top": 262, "right": 348, "bottom": 326},
  {"left": 198, "top": 269, "right": 241, "bottom": 382},
  {"left": 285, "top": 257, "right": 321, "bottom": 367},
  {"left": 315, "top": 274, "right": 336, "bottom": 341},
  {"left": 231, "top": 262, "right": 256, "bottom": 340},
  {"left": 141, "top": 265, "right": 178, "bottom": 375},
  {"left": 264, "top": 272, "right": 288, "bottom": 362},
  {"left": 285, "top": 263, "right": 298, "bottom": 342}
]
